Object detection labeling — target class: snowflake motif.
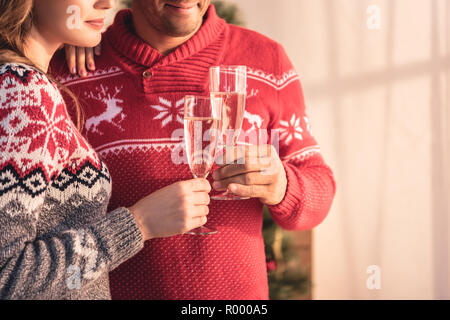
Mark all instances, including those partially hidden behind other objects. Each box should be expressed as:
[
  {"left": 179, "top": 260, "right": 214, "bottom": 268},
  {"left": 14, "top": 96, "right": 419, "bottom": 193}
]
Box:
[
  {"left": 304, "top": 116, "right": 313, "bottom": 135},
  {"left": 151, "top": 97, "right": 184, "bottom": 128},
  {"left": 0, "top": 107, "right": 29, "bottom": 137},
  {"left": 16, "top": 89, "right": 71, "bottom": 160},
  {"left": 279, "top": 114, "right": 303, "bottom": 145}
]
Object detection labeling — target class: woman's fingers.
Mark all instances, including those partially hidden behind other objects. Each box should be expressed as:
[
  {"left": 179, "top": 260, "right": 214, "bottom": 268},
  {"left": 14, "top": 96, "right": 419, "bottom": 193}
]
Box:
[
  {"left": 191, "top": 204, "right": 209, "bottom": 218},
  {"left": 76, "top": 47, "right": 87, "bottom": 77},
  {"left": 65, "top": 45, "right": 77, "bottom": 74},
  {"left": 85, "top": 47, "right": 96, "bottom": 71},
  {"left": 192, "top": 192, "right": 211, "bottom": 206},
  {"left": 65, "top": 45, "right": 100, "bottom": 75},
  {"left": 186, "top": 215, "right": 208, "bottom": 232},
  {"left": 94, "top": 43, "right": 102, "bottom": 56},
  {"left": 187, "top": 178, "right": 211, "bottom": 192}
]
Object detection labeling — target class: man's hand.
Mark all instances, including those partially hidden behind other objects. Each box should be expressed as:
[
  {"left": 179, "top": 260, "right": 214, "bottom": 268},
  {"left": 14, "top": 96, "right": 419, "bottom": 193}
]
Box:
[
  {"left": 64, "top": 44, "right": 102, "bottom": 77},
  {"left": 212, "top": 145, "right": 288, "bottom": 206}
]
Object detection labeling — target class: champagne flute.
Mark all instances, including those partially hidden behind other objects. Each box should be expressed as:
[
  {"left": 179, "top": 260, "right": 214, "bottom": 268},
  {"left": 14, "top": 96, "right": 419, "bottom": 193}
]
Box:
[
  {"left": 209, "top": 65, "right": 249, "bottom": 200},
  {"left": 183, "top": 95, "right": 222, "bottom": 235}
]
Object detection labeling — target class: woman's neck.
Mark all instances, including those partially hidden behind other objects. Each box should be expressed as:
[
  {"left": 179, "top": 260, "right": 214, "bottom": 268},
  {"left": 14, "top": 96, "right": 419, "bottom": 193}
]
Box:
[{"left": 23, "top": 26, "right": 60, "bottom": 72}]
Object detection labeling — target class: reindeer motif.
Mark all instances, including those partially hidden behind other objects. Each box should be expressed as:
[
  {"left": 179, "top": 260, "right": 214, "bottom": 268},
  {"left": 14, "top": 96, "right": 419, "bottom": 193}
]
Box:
[
  {"left": 244, "top": 110, "right": 264, "bottom": 130},
  {"left": 84, "top": 85, "right": 125, "bottom": 135}
]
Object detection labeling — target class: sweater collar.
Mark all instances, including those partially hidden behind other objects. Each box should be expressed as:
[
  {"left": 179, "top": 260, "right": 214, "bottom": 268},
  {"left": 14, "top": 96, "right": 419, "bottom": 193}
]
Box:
[{"left": 104, "top": 5, "right": 226, "bottom": 68}]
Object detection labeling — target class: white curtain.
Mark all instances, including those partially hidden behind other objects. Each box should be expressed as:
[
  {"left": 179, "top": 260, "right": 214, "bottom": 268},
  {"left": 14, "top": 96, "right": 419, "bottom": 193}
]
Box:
[{"left": 236, "top": 0, "right": 450, "bottom": 299}]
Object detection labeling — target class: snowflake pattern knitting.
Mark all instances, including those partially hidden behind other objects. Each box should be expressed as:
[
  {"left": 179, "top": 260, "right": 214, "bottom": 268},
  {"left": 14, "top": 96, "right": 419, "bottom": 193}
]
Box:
[{"left": 0, "top": 64, "right": 143, "bottom": 299}]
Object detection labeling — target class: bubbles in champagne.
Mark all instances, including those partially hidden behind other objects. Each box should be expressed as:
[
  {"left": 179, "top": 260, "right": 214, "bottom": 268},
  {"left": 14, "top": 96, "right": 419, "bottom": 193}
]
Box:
[{"left": 184, "top": 117, "right": 220, "bottom": 178}]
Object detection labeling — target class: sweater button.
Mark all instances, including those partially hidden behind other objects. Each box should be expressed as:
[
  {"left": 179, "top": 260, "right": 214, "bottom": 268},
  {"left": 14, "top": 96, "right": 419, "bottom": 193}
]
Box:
[{"left": 143, "top": 70, "right": 152, "bottom": 79}]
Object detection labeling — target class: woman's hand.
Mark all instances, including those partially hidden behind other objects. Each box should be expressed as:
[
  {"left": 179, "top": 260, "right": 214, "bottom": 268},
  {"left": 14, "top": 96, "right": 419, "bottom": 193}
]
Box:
[
  {"left": 64, "top": 44, "right": 101, "bottom": 77},
  {"left": 127, "top": 179, "right": 211, "bottom": 241}
]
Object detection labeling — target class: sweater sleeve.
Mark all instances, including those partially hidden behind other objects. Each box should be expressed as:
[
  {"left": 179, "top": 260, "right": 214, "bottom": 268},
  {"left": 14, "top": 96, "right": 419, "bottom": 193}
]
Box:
[
  {"left": 265, "top": 46, "right": 336, "bottom": 231},
  {"left": 0, "top": 66, "right": 143, "bottom": 299}
]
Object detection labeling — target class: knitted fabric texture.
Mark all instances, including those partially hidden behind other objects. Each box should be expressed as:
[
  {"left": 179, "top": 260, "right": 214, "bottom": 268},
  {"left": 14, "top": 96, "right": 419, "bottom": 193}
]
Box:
[
  {"left": 50, "top": 5, "right": 336, "bottom": 300},
  {"left": 0, "top": 63, "right": 143, "bottom": 299}
]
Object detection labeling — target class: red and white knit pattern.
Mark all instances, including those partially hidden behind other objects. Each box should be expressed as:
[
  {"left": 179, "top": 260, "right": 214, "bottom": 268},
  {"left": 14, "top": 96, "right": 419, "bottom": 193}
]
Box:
[
  {"left": 0, "top": 64, "right": 106, "bottom": 208},
  {"left": 50, "top": 5, "right": 336, "bottom": 300},
  {"left": 0, "top": 63, "right": 144, "bottom": 299}
]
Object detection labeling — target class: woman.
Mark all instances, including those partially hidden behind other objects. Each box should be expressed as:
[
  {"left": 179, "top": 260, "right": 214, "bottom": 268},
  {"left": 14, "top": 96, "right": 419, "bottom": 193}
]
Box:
[{"left": 0, "top": 0, "right": 211, "bottom": 299}]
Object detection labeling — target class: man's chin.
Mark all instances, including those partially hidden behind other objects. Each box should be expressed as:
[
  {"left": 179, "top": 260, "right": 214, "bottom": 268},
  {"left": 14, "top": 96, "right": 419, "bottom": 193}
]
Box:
[{"left": 163, "top": 20, "right": 201, "bottom": 37}]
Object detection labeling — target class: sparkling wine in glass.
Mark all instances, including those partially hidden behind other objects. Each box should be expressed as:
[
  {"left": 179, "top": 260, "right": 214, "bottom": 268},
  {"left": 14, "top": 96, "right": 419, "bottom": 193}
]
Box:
[
  {"left": 183, "top": 95, "right": 222, "bottom": 235},
  {"left": 209, "top": 65, "right": 249, "bottom": 200}
]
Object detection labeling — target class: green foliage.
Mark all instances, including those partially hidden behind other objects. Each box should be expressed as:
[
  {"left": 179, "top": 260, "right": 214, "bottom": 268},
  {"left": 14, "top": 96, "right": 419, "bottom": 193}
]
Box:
[
  {"left": 263, "top": 206, "right": 310, "bottom": 300},
  {"left": 122, "top": 0, "right": 132, "bottom": 8},
  {"left": 211, "top": 1, "right": 245, "bottom": 26},
  {"left": 268, "top": 269, "right": 310, "bottom": 300}
]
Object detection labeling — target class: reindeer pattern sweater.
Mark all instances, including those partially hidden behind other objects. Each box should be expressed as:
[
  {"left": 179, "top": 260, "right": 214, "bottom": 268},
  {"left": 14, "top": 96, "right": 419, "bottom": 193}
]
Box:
[
  {"left": 0, "top": 63, "right": 143, "bottom": 299},
  {"left": 51, "top": 6, "right": 336, "bottom": 300}
]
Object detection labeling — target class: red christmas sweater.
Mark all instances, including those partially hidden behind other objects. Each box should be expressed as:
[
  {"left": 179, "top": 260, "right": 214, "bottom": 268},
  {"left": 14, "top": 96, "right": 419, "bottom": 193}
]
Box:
[{"left": 50, "top": 6, "right": 336, "bottom": 300}]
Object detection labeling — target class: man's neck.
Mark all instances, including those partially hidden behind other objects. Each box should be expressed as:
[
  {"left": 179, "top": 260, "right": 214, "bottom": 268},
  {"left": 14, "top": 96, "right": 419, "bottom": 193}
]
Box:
[{"left": 131, "top": 11, "right": 200, "bottom": 56}]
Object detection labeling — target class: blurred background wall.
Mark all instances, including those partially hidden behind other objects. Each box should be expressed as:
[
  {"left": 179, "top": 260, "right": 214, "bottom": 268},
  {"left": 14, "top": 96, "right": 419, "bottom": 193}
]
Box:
[
  {"left": 109, "top": 0, "right": 450, "bottom": 299},
  {"left": 232, "top": 0, "right": 450, "bottom": 299}
]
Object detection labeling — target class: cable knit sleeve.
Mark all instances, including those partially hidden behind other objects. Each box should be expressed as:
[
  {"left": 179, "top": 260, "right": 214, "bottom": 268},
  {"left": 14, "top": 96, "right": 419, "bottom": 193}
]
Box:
[
  {"left": 0, "top": 64, "right": 143, "bottom": 299},
  {"left": 265, "top": 46, "right": 336, "bottom": 231}
]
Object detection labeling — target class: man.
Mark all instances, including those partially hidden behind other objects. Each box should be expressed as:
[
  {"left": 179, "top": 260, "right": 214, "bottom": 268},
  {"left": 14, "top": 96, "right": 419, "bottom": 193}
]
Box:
[{"left": 50, "top": 0, "right": 336, "bottom": 299}]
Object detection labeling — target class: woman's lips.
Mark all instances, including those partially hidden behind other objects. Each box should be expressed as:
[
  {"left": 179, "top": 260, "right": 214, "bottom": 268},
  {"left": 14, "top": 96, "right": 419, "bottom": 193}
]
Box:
[{"left": 85, "top": 19, "right": 105, "bottom": 30}]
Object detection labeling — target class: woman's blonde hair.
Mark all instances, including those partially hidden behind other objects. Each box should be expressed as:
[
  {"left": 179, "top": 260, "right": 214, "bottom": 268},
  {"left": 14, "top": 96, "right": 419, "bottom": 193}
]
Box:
[{"left": 0, "top": 0, "right": 84, "bottom": 131}]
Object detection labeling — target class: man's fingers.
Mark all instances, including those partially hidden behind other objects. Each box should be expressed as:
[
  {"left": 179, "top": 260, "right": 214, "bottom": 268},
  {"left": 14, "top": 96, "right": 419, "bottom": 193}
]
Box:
[
  {"left": 65, "top": 45, "right": 76, "bottom": 74},
  {"left": 212, "top": 159, "right": 272, "bottom": 181},
  {"left": 86, "top": 47, "right": 96, "bottom": 71},
  {"left": 222, "top": 145, "right": 273, "bottom": 163},
  {"left": 213, "top": 172, "right": 272, "bottom": 191},
  {"left": 76, "top": 47, "right": 87, "bottom": 77},
  {"left": 228, "top": 184, "right": 267, "bottom": 199}
]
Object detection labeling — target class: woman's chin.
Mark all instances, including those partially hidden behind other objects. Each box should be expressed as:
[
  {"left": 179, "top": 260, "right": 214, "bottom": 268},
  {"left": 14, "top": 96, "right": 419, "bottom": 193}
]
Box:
[{"left": 67, "top": 34, "right": 102, "bottom": 49}]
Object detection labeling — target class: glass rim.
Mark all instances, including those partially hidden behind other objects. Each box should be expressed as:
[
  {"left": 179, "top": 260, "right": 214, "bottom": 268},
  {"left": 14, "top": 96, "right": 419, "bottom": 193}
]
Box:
[
  {"left": 209, "top": 65, "right": 247, "bottom": 71},
  {"left": 184, "top": 95, "right": 214, "bottom": 101}
]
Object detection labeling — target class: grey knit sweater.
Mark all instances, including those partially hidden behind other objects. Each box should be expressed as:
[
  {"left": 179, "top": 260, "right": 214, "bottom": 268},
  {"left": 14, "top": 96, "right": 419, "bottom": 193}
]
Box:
[{"left": 0, "top": 63, "right": 144, "bottom": 299}]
